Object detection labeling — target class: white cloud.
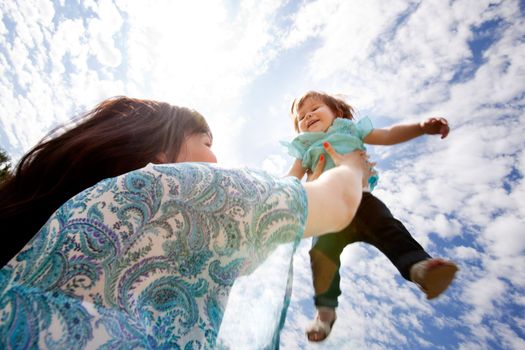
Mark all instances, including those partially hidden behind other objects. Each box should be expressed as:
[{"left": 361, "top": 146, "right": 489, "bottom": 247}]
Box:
[
  {"left": 282, "top": 0, "right": 340, "bottom": 48},
  {"left": 482, "top": 214, "right": 525, "bottom": 257},
  {"left": 262, "top": 154, "right": 288, "bottom": 176},
  {"left": 462, "top": 275, "right": 506, "bottom": 323},
  {"left": 494, "top": 322, "right": 525, "bottom": 349},
  {"left": 283, "top": 0, "right": 523, "bottom": 120},
  {"left": 452, "top": 246, "right": 482, "bottom": 261},
  {"left": 114, "top": 0, "right": 287, "bottom": 166},
  {"left": 0, "top": 1, "right": 127, "bottom": 159},
  {"left": 86, "top": 0, "right": 123, "bottom": 67},
  {"left": 0, "top": 17, "right": 6, "bottom": 36}
]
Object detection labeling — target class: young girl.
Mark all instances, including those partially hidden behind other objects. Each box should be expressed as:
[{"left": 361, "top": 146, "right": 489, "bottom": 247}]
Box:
[{"left": 282, "top": 91, "right": 459, "bottom": 342}]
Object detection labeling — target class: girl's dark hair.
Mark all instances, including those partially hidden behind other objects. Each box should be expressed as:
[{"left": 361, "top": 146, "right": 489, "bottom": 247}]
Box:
[
  {"left": 0, "top": 96, "right": 211, "bottom": 267},
  {"left": 290, "top": 91, "right": 356, "bottom": 132}
]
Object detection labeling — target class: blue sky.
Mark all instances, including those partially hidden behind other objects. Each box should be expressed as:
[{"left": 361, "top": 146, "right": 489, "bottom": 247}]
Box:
[{"left": 1, "top": 0, "right": 524, "bottom": 349}]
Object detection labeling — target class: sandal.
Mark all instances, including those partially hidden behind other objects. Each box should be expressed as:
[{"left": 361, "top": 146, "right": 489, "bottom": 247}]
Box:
[
  {"left": 410, "top": 258, "right": 459, "bottom": 300},
  {"left": 305, "top": 307, "right": 337, "bottom": 342}
]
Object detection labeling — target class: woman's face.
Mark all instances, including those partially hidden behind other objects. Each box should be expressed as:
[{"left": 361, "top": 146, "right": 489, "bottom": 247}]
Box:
[{"left": 175, "top": 132, "right": 217, "bottom": 163}]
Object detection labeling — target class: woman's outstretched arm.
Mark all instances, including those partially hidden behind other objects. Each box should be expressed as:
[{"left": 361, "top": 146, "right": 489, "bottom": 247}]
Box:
[{"left": 302, "top": 143, "right": 369, "bottom": 238}]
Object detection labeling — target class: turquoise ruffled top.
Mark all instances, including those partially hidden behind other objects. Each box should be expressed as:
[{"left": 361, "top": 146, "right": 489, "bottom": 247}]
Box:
[{"left": 281, "top": 117, "right": 379, "bottom": 190}]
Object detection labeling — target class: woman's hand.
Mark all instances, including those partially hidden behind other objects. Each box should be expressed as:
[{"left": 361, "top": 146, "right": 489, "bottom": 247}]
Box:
[
  {"left": 302, "top": 143, "right": 374, "bottom": 238},
  {"left": 307, "top": 142, "right": 374, "bottom": 187},
  {"left": 306, "top": 154, "right": 326, "bottom": 182}
]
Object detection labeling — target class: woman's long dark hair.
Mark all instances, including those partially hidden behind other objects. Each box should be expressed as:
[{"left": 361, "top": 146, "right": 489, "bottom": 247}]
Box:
[{"left": 0, "top": 96, "right": 211, "bottom": 267}]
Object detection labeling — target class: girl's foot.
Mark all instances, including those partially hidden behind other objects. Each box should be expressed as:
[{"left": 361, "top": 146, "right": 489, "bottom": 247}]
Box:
[
  {"left": 305, "top": 307, "right": 337, "bottom": 342},
  {"left": 410, "top": 258, "right": 459, "bottom": 300}
]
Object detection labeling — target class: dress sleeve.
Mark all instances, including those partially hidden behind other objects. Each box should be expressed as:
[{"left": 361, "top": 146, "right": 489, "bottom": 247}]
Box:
[
  {"left": 0, "top": 162, "right": 308, "bottom": 349},
  {"left": 151, "top": 163, "right": 308, "bottom": 273},
  {"left": 356, "top": 116, "right": 374, "bottom": 139},
  {"left": 280, "top": 139, "right": 305, "bottom": 160},
  {"left": 236, "top": 168, "right": 308, "bottom": 269}
]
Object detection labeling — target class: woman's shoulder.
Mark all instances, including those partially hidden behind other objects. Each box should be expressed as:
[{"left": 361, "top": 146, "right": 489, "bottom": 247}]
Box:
[{"left": 142, "top": 163, "right": 305, "bottom": 197}]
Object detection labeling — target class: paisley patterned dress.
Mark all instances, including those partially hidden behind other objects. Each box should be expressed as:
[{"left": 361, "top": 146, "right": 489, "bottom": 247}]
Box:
[{"left": 0, "top": 163, "right": 307, "bottom": 349}]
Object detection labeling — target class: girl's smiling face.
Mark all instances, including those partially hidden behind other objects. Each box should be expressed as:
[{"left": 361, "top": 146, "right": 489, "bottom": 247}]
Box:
[{"left": 296, "top": 97, "right": 338, "bottom": 133}]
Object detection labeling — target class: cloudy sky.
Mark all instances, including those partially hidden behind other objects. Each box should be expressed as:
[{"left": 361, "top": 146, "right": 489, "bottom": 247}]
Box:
[{"left": 1, "top": 0, "right": 524, "bottom": 349}]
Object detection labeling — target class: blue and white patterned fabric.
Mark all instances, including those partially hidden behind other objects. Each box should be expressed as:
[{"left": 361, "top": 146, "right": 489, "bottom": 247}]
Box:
[
  {"left": 0, "top": 163, "right": 307, "bottom": 349},
  {"left": 281, "top": 117, "right": 379, "bottom": 190}
]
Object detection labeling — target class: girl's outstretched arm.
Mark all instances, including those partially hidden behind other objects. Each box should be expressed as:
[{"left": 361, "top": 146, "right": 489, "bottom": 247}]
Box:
[{"left": 364, "top": 117, "right": 449, "bottom": 145}]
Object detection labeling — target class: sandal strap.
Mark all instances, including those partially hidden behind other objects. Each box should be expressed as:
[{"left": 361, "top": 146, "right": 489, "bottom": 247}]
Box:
[{"left": 305, "top": 309, "right": 337, "bottom": 342}]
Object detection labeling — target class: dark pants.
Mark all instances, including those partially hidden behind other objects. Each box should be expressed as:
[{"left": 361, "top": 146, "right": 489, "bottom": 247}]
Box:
[{"left": 310, "top": 192, "right": 431, "bottom": 308}]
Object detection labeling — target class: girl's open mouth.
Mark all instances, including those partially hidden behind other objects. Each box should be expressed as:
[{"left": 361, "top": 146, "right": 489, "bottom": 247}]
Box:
[{"left": 307, "top": 119, "right": 319, "bottom": 128}]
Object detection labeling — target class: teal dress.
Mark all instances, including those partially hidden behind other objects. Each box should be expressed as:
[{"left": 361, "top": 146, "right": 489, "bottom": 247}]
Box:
[
  {"left": 282, "top": 117, "right": 379, "bottom": 190},
  {"left": 0, "top": 163, "right": 307, "bottom": 349}
]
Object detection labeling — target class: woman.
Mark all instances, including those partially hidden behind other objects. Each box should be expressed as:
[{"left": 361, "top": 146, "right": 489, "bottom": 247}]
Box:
[{"left": 0, "top": 97, "right": 370, "bottom": 349}]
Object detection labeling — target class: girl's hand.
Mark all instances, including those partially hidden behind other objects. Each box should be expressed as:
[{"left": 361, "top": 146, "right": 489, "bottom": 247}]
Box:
[{"left": 420, "top": 117, "right": 450, "bottom": 139}]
